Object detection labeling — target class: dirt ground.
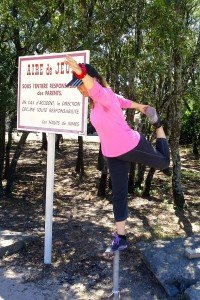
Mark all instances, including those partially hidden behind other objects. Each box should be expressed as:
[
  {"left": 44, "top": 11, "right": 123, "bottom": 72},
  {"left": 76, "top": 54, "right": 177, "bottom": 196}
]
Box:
[{"left": 0, "top": 137, "right": 199, "bottom": 299}]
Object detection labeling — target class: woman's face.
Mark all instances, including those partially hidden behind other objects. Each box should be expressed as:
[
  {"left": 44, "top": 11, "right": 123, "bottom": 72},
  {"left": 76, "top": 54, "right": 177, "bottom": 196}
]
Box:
[{"left": 77, "top": 84, "right": 89, "bottom": 97}]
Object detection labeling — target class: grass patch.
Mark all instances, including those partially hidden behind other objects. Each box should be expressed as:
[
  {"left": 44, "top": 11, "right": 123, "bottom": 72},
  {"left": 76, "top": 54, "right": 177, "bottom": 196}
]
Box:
[{"left": 182, "top": 169, "right": 200, "bottom": 180}]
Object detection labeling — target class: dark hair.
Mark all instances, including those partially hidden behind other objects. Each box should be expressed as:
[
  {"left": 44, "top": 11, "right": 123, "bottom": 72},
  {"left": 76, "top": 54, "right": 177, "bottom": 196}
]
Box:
[
  {"left": 85, "top": 64, "right": 109, "bottom": 88},
  {"left": 96, "top": 74, "right": 109, "bottom": 88}
]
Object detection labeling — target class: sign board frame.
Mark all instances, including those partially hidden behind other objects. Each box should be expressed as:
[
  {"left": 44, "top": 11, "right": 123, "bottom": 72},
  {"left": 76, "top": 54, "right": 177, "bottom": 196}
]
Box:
[{"left": 17, "top": 50, "right": 90, "bottom": 136}]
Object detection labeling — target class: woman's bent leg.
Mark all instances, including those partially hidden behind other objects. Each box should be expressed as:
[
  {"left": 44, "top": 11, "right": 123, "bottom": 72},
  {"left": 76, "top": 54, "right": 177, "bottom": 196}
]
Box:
[{"left": 118, "top": 132, "right": 170, "bottom": 170}]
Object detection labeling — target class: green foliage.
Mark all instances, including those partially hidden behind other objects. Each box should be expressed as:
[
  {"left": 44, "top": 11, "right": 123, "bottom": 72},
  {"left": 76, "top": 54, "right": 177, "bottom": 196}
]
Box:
[
  {"left": 181, "top": 169, "right": 200, "bottom": 181},
  {"left": 180, "top": 75, "right": 200, "bottom": 144},
  {"left": 0, "top": 0, "right": 199, "bottom": 134},
  {"left": 180, "top": 111, "right": 196, "bottom": 144},
  {"left": 0, "top": 0, "right": 199, "bottom": 204}
]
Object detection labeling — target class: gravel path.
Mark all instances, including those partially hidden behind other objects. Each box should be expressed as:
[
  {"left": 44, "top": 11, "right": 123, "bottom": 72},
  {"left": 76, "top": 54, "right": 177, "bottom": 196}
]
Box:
[{"left": 0, "top": 251, "right": 167, "bottom": 300}]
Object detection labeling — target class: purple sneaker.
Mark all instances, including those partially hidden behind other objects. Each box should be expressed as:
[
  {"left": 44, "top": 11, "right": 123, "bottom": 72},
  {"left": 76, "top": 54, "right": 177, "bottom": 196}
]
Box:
[
  {"left": 104, "top": 233, "right": 128, "bottom": 255},
  {"left": 145, "top": 106, "right": 163, "bottom": 128}
]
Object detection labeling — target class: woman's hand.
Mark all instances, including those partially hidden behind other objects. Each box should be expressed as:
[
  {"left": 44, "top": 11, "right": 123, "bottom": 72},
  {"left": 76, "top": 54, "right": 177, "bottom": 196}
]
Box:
[
  {"left": 137, "top": 104, "right": 149, "bottom": 114},
  {"left": 132, "top": 102, "right": 149, "bottom": 114},
  {"left": 64, "top": 54, "right": 82, "bottom": 75}
]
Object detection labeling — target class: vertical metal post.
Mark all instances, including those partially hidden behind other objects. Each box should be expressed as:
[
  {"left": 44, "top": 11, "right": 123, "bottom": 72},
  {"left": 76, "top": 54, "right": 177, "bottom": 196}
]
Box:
[
  {"left": 113, "top": 250, "right": 120, "bottom": 299},
  {"left": 44, "top": 133, "right": 55, "bottom": 264}
]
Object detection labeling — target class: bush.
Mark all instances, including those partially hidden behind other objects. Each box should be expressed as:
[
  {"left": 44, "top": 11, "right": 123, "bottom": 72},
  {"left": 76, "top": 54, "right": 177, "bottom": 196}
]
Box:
[{"left": 180, "top": 110, "right": 200, "bottom": 145}]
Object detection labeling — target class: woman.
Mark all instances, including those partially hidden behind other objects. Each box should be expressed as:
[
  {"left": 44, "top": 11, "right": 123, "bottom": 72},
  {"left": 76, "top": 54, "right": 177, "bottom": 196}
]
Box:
[{"left": 65, "top": 55, "right": 170, "bottom": 255}]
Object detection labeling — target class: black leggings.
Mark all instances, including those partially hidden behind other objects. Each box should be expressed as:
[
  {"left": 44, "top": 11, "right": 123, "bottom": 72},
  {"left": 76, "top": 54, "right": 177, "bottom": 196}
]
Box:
[{"left": 106, "top": 135, "right": 170, "bottom": 222}]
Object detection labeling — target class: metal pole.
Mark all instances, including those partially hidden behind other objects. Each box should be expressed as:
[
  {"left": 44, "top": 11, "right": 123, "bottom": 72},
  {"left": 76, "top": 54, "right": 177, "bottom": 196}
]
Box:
[
  {"left": 44, "top": 133, "right": 55, "bottom": 264},
  {"left": 113, "top": 250, "right": 120, "bottom": 299}
]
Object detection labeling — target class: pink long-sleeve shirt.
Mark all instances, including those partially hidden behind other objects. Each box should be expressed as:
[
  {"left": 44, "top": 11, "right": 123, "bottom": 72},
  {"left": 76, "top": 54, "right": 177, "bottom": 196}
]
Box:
[{"left": 88, "top": 81, "right": 140, "bottom": 157}]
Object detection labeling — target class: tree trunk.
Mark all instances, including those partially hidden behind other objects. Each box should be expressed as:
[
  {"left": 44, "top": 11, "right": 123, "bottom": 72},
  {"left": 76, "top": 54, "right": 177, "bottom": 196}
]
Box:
[
  {"left": 128, "top": 162, "right": 136, "bottom": 194},
  {"left": 0, "top": 107, "right": 6, "bottom": 197},
  {"left": 6, "top": 131, "right": 29, "bottom": 196},
  {"left": 97, "top": 144, "right": 104, "bottom": 171},
  {"left": 135, "top": 163, "right": 146, "bottom": 189},
  {"left": 75, "top": 136, "right": 84, "bottom": 177},
  {"left": 41, "top": 133, "right": 47, "bottom": 150},
  {"left": 191, "top": 112, "right": 199, "bottom": 160},
  {"left": 55, "top": 134, "right": 63, "bottom": 152},
  {"left": 170, "top": 117, "right": 185, "bottom": 210},
  {"left": 97, "top": 144, "right": 108, "bottom": 197},
  {"left": 193, "top": 140, "right": 199, "bottom": 160},
  {"left": 97, "top": 161, "right": 108, "bottom": 198},
  {"left": 4, "top": 116, "right": 16, "bottom": 180},
  {"left": 169, "top": 45, "right": 185, "bottom": 209},
  {"left": 143, "top": 167, "right": 156, "bottom": 197}
]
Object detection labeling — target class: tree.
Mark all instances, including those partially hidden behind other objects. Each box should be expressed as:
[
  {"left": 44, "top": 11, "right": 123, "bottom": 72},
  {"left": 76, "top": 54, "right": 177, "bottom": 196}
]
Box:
[
  {"left": 0, "top": 0, "right": 71, "bottom": 195},
  {"left": 134, "top": 0, "right": 200, "bottom": 208}
]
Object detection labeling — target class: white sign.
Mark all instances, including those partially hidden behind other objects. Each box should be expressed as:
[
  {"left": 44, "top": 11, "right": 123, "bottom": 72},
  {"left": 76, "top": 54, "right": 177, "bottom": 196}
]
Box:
[{"left": 17, "top": 50, "right": 90, "bottom": 135}]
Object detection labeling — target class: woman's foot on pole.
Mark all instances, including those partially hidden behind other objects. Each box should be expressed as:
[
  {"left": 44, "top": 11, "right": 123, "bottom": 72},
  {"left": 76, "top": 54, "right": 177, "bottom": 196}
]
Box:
[{"left": 103, "top": 233, "right": 128, "bottom": 257}]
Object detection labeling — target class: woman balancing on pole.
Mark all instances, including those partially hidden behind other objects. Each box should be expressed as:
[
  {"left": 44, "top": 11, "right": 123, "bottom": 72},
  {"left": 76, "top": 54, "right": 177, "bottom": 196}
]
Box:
[{"left": 65, "top": 55, "right": 170, "bottom": 255}]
